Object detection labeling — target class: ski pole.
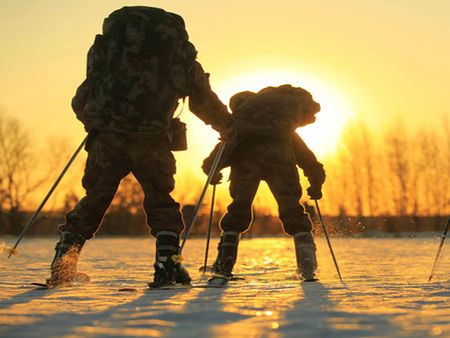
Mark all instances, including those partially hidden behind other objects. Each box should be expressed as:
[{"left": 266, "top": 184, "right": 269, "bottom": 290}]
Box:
[
  {"left": 428, "top": 217, "right": 450, "bottom": 282},
  {"left": 7, "top": 136, "right": 88, "bottom": 258},
  {"left": 180, "top": 142, "right": 226, "bottom": 254},
  {"left": 314, "top": 199, "right": 344, "bottom": 283},
  {"left": 200, "top": 183, "right": 217, "bottom": 273}
]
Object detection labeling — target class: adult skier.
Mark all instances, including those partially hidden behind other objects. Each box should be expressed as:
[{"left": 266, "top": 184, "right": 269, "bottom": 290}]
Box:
[{"left": 46, "top": 6, "right": 234, "bottom": 288}]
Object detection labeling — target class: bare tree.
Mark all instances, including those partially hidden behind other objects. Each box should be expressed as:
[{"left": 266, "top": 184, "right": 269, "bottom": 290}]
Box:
[
  {"left": 358, "top": 120, "right": 381, "bottom": 215},
  {"left": 417, "top": 125, "right": 449, "bottom": 216},
  {"left": 416, "top": 130, "right": 436, "bottom": 215},
  {"left": 333, "top": 118, "right": 379, "bottom": 217},
  {"left": 299, "top": 114, "right": 449, "bottom": 220},
  {"left": 0, "top": 112, "right": 49, "bottom": 233},
  {"left": 40, "top": 135, "right": 83, "bottom": 214},
  {"left": 109, "top": 174, "right": 144, "bottom": 214},
  {"left": 384, "top": 122, "right": 413, "bottom": 216},
  {"left": 321, "top": 157, "right": 346, "bottom": 215},
  {"left": 443, "top": 115, "right": 450, "bottom": 214}
]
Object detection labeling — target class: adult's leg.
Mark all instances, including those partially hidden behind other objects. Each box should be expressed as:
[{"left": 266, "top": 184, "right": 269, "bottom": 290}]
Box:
[
  {"left": 130, "top": 139, "right": 183, "bottom": 236},
  {"left": 130, "top": 138, "right": 188, "bottom": 286},
  {"left": 49, "top": 132, "right": 129, "bottom": 285},
  {"left": 60, "top": 132, "right": 130, "bottom": 239}
]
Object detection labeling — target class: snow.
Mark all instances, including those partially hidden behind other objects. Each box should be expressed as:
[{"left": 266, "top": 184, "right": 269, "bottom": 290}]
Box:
[{"left": 0, "top": 237, "right": 449, "bottom": 338}]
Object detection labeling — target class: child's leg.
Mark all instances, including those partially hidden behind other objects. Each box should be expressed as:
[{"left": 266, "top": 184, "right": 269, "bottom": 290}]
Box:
[
  {"left": 214, "top": 167, "right": 260, "bottom": 276},
  {"left": 265, "top": 165, "right": 311, "bottom": 234},
  {"left": 266, "top": 166, "right": 318, "bottom": 280},
  {"left": 220, "top": 175, "right": 260, "bottom": 234}
]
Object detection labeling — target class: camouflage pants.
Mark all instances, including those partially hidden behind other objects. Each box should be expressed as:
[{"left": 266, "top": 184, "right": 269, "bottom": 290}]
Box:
[
  {"left": 60, "top": 130, "right": 184, "bottom": 239},
  {"left": 220, "top": 160, "right": 312, "bottom": 236}
]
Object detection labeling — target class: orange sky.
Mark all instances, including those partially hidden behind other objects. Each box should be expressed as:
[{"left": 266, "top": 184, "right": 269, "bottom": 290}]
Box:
[{"left": 1, "top": 1, "right": 449, "bottom": 210}]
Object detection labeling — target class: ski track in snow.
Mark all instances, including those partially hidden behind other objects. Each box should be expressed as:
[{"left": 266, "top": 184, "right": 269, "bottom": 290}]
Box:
[{"left": 0, "top": 237, "right": 449, "bottom": 338}]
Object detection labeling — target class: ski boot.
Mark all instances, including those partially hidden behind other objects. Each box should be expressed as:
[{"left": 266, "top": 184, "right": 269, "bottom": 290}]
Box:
[
  {"left": 294, "top": 231, "right": 318, "bottom": 282},
  {"left": 46, "top": 231, "right": 85, "bottom": 287},
  {"left": 149, "top": 231, "right": 191, "bottom": 288},
  {"left": 212, "top": 231, "right": 240, "bottom": 278}
]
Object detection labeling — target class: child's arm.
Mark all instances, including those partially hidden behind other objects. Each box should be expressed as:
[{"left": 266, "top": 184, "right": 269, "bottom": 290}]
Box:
[
  {"left": 292, "top": 133, "right": 326, "bottom": 198},
  {"left": 201, "top": 142, "right": 230, "bottom": 184}
]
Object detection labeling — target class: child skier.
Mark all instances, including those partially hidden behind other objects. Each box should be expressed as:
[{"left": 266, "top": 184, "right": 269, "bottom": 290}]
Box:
[{"left": 202, "top": 85, "right": 325, "bottom": 281}]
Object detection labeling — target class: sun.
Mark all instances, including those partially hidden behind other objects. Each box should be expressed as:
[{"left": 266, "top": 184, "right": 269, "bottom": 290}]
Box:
[
  {"left": 216, "top": 69, "right": 356, "bottom": 158},
  {"left": 175, "top": 68, "right": 356, "bottom": 187}
]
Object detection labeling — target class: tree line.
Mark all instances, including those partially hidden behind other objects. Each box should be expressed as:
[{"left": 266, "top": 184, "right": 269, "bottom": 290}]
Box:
[
  {"left": 0, "top": 111, "right": 448, "bottom": 236},
  {"left": 323, "top": 117, "right": 449, "bottom": 217}
]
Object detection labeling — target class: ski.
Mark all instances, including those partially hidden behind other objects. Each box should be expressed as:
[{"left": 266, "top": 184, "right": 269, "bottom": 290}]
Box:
[
  {"left": 117, "top": 277, "right": 244, "bottom": 292},
  {"left": 118, "top": 283, "right": 228, "bottom": 292},
  {"left": 199, "top": 266, "right": 246, "bottom": 280},
  {"left": 28, "top": 272, "right": 90, "bottom": 290},
  {"left": 119, "top": 284, "right": 199, "bottom": 292},
  {"left": 207, "top": 275, "right": 229, "bottom": 287},
  {"left": 199, "top": 266, "right": 245, "bottom": 280},
  {"left": 30, "top": 282, "right": 52, "bottom": 290}
]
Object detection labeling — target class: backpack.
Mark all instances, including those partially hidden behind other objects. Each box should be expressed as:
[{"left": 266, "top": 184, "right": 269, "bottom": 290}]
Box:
[
  {"left": 229, "top": 85, "right": 321, "bottom": 137},
  {"left": 73, "top": 6, "right": 198, "bottom": 135}
]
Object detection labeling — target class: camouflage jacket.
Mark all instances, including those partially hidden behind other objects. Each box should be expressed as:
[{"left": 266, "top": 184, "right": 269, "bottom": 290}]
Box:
[
  {"left": 229, "top": 85, "right": 321, "bottom": 137},
  {"left": 202, "top": 85, "right": 325, "bottom": 187},
  {"left": 72, "top": 7, "right": 232, "bottom": 137},
  {"left": 202, "top": 133, "right": 326, "bottom": 188}
]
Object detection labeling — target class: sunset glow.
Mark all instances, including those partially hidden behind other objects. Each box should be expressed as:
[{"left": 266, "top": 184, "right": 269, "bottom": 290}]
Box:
[
  {"left": 216, "top": 70, "right": 356, "bottom": 157},
  {"left": 0, "top": 1, "right": 449, "bottom": 215},
  {"left": 1, "top": 4, "right": 449, "bottom": 337}
]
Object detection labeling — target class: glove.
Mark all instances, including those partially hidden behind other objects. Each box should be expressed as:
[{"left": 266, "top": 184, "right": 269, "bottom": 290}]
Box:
[
  {"left": 210, "top": 171, "right": 223, "bottom": 185},
  {"left": 219, "top": 125, "right": 236, "bottom": 143},
  {"left": 84, "top": 128, "right": 99, "bottom": 151},
  {"left": 307, "top": 185, "right": 322, "bottom": 200}
]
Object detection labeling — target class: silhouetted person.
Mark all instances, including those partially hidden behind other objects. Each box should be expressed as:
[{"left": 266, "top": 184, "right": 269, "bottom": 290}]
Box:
[
  {"left": 46, "top": 6, "right": 234, "bottom": 288},
  {"left": 202, "top": 85, "right": 325, "bottom": 281}
]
